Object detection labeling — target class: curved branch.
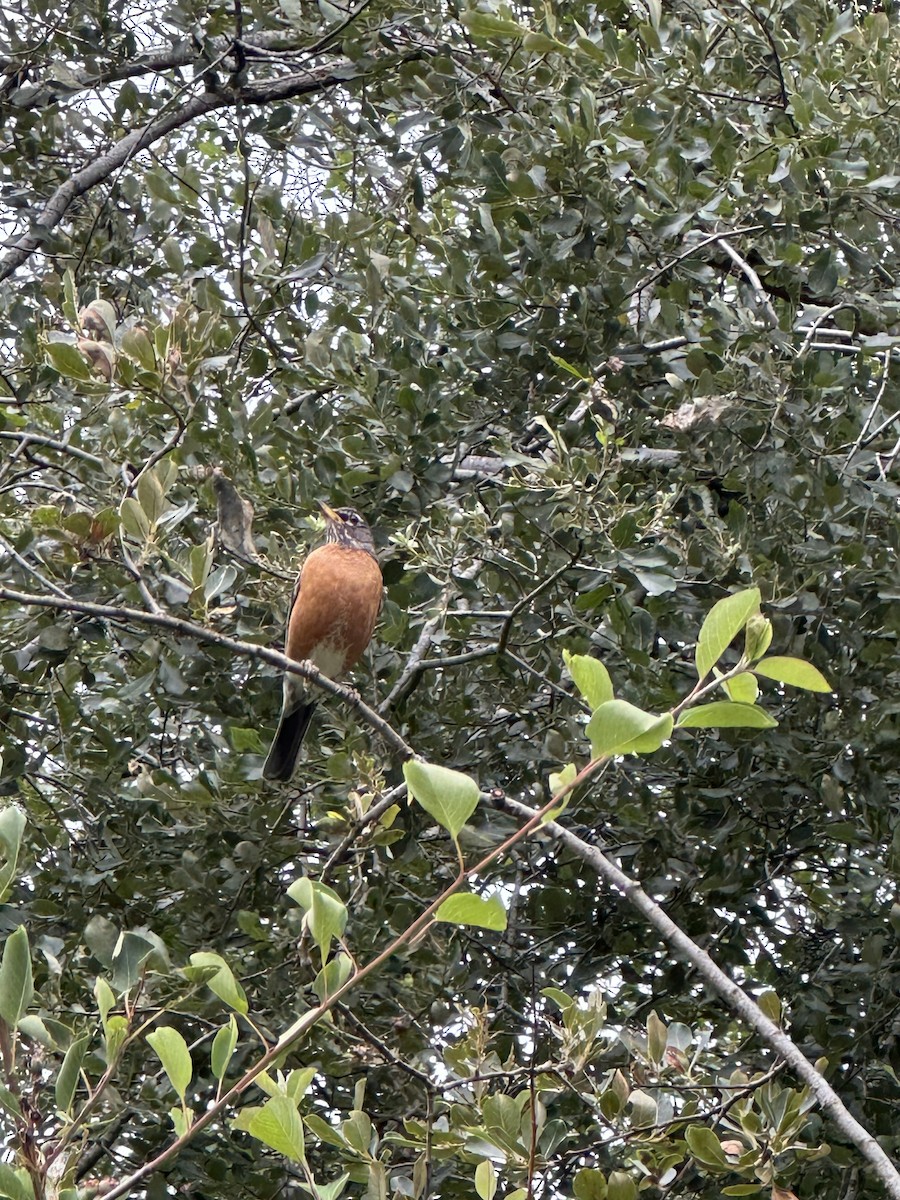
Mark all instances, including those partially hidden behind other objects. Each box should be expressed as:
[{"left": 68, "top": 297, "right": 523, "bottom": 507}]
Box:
[
  {"left": 0, "top": 59, "right": 374, "bottom": 284},
  {"left": 0, "top": 585, "right": 413, "bottom": 760}
]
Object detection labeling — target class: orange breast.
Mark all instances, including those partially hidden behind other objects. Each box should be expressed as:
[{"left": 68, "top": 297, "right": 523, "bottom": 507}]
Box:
[{"left": 285, "top": 543, "right": 383, "bottom": 676}]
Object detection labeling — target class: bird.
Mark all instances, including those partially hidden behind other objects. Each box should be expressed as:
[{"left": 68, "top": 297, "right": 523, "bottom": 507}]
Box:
[{"left": 262, "top": 502, "right": 383, "bottom": 782}]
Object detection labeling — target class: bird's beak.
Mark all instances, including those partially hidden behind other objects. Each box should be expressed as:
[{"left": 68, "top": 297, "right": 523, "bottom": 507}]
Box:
[{"left": 317, "top": 500, "right": 341, "bottom": 522}]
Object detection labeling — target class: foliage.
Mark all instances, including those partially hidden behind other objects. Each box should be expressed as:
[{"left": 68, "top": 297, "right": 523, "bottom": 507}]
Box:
[{"left": 0, "top": 0, "right": 898, "bottom": 1197}]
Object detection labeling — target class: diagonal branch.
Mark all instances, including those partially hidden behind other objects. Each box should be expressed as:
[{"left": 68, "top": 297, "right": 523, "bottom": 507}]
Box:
[
  {"left": 0, "top": 57, "right": 386, "bottom": 284},
  {"left": 490, "top": 792, "right": 900, "bottom": 1199},
  {"left": 0, "top": 585, "right": 413, "bottom": 759}
]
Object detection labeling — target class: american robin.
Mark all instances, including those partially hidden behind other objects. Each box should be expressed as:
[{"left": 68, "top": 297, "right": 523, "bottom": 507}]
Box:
[{"left": 262, "top": 501, "right": 383, "bottom": 781}]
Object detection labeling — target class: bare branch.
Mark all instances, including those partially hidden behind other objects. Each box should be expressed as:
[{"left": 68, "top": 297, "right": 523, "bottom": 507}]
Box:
[
  {"left": 0, "top": 585, "right": 413, "bottom": 760},
  {"left": 490, "top": 792, "right": 900, "bottom": 1199}
]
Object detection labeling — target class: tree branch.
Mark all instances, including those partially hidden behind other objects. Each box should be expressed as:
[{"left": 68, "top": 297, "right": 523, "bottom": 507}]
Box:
[
  {"left": 490, "top": 792, "right": 900, "bottom": 1198},
  {"left": 0, "top": 585, "right": 413, "bottom": 760},
  {"left": 0, "top": 58, "right": 380, "bottom": 284}
]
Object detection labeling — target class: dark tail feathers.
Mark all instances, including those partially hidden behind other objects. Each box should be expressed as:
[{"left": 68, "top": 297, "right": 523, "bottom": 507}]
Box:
[{"left": 262, "top": 700, "right": 317, "bottom": 781}]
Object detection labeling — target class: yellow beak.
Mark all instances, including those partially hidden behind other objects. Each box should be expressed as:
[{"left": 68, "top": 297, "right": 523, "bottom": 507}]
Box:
[{"left": 317, "top": 500, "right": 341, "bottom": 522}]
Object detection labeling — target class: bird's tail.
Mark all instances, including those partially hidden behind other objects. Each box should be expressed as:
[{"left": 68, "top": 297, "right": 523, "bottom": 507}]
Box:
[{"left": 262, "top": 700, "right": 317, "bottom": 781}]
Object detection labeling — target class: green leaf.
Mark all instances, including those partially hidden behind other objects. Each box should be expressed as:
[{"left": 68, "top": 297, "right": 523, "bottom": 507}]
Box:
[
  {"left": 753, "top": 656, "right": 832, "bottom": 692},
  {"left": 45, "top": 340, "right": 92, "bottom": 381},
  {"left": 0, "top": 1164, "right": 33, "bottom": 1200},
  {"left": 563, "top": 650, "right": 614, "bottom": 709},
  {"left": 55, "top": 1034, "right": 89, "bottom": 1115},
  {"left": 120, "top": 497, "right": 151, "bottom": 541},
  {"left": 147, "top": 1026, "right": 193, "bottom": 1103},
  {"left": 94, "top": 977, "right": 116, "bottom": 1032},
  {"left": 0, "top": 927, "right": 33, "bottom": 1026},
  {"left": 549, "top": 354, "right": 591, "bottom": 380},
  {"left": 685, "top": 1124, "right": 729, "bottom": 1168},
  {"left": 757, "top": 989, "right": 782, "bottom": 1022},
  {"left": 744, "top": 614, "right": 773, "bottom": 662},
  {"left": 104, "top": 1015, "right": 128, "bottom": 1061},
  {"left": 287, "top": 879, "right": 348, "bottom": 961},
  {"left": 137, "top": 471, "right": 166, "bottom": 525},
  {"left": 0, "top": 806, "right": 26, "bottom": 903},
  {"left": 111, "top": 931, "right": 155, "bottom": 992},
  {"left": 696, "top": 587, "right": 761, "bottom": 679},
  {"left": 607, "top": 1171, "right": 637, "bottom": 1200},
  {"left": 460, "top": 11, "right": 527, "bottom": 39},
  {"left": 313, "top": 952, "right": 353, "bottom": 1003},
  {"left": 573, "top": 1167, "right": 607, "bottom": 1200},
  {"left": 435, "top": 893, "right": 507, "bottom": 931},
  {"left": 186, "top": 952, "right": 248, "bottom": 1014},
  {"left": 586, "top": 701, "right": 672, "bottom": 757},
  {"left": 677, "top": 702, "right": 778, "bottom": 729},
  {"left": 403, "top": 760, "right": 480, "bottom": 840},
  {"left": 545, "top": 762, "right": 577, "bottom": 821},
  {"left": 475, "top": 1159, "right": 497, "bottom": 1200},
  {"left": 236, "top": 1094, "right": 305, "bottom": 1161},
  {"left": 210, "top": 1015, "right": 238, "bottom": 1081},
  {"left": 722, "top": 672, "right": 759, "bottom": 704},
  {"left": 646, "top": 1010, "right": 666, "bottom": 1065},
  {"left": 120, "top": 326, "right": 157, "bottom": 370}
]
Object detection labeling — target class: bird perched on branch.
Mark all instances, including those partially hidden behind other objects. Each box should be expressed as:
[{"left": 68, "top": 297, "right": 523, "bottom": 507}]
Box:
[{"left": 262, "top": 502, "right": 382, "bottom": 782}]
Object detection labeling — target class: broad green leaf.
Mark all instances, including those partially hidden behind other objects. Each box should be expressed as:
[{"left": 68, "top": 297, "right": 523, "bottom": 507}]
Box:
[
  {"left": 137, "top": 471, "right": 166, "bottom": 525},
  {"left": 0, "top": 1082, "right": 21, "bottom": 1118},
  {"left": 744, "top": 614, "right": 773, "bottom": 662},
  {"left": 341, "top": 1109, "right": 372, "bottom": 1154},
  {"left": 721, "top": 1187, "right": 766, "bottom": 1195},
  {"left": 236, "top": 1094, "right": 305, "bottom": 1161},
  {"left": 121, "top": 326, "right": 157, "bottom": 370},
  {"left": 607, "top": 1171, "right": 637, "bottom": 1200},
  {"left": 0, "top": 926, "right": 33, "bottom": 1026},
  {"left": 722, "top": 672, "right": 759, "bottom": 704},
  {"left": 403, "top": 760, "right": 480, "bottom": 840},
  {"left": 313, "top": 952, "right": 353, "bottom": 1003},
  {"left": 304, "top": 1112, "right": 347, "bottom": 1148},
  {"left": 677, "top": 702, "right": 778, "bottom": 729},
  {"left": 475, "top": 1159, "right": 497, "bottom": 1200},
  {"left": 757, "top": 989, "right": 782, "bottom": 1022},
  {"left": 753, "top": 656, "right": 832, "bottom": 692},
  {"left": 563, "top": 650, "right": 614, "bottom": 709},
  {"left": 211, "top": 1015, "right": 238, "bottom": 1081},
  {"left": 169, "top": 1105, "right": 191, "bottom": 1137},
  {"left": 435, "top": 893, "right": 507, "bottom": 931},
  {"left": 573, "top": 1167, "right": 607, "bottom": 1200},
  {"left": 286, "top": 1066, "right": 317, "bottom": 1102},
  {"left": 147, "top": 1027, "right": 193, "bottom": 1103},
  {"left": 186, "top": 952, "right": 248, "bottom": 1014},
  {"left": 545, "top": 762, "right": 577, "bottom": 821},
  {"left": 646, "top": 1010, "right": 666, "bottom": 1065},
  {"left": 310, "top": 1173, "right": 349, "bottom": 1200},
  {"left": 55, "top": 1035, "right": 89, "bottom": 1115},
  {"left": 0, "top": 806, "right": 26, "bottom": 903},
  {"left": 17, "top": 1015, "right": 54, "bottom": 1047},
  {"left": 120, "top": 497, "right": 151, "bottom": 540},
  {"left": 104, "top": 1015, "right": 128, "bottom": 1061},
  {"left": 685, "top": 1124, "right": 729, "bottom": 1168},
  {"left": 287, "top": 879, "right": 348, "bottom": 961},
  {"left": 111, "top": 931, "right": 155, "bottom": 992},
  {"left": 696, "top": 587, "right": 761, "bottom": 679},
  {"left": 62, "top": 268, "right": 79, "bottom": 326},
  {"left": 586, "top": 701, "right": 672, "bottom": 757},
  {"left": 45, "top": 340, "right": 92, "bottom": 381},
  {"left": 0, "top": 1164, "right": 33, "bottom": 1200}
]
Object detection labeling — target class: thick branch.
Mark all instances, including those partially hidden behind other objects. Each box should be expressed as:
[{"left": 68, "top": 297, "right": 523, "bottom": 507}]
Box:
[
  {"left": 0, "top": 586, "right": 413, "bottom": 760},
  {"left": 492, "top": 793, "right": 900, "bottom": 1198},
  {"left": 0, "top": 59, "right": 372, "bottom": 284}
]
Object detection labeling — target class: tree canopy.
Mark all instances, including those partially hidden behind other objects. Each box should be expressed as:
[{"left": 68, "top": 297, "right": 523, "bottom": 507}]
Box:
[{"left": 0, "top": 0, "right": 898, "bottom": 1198}]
